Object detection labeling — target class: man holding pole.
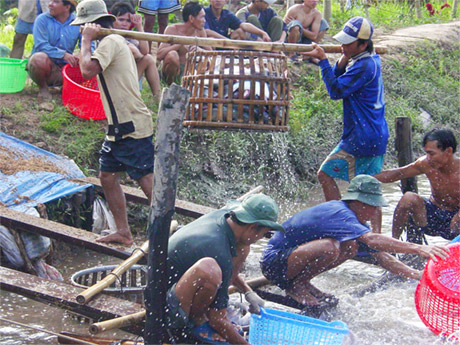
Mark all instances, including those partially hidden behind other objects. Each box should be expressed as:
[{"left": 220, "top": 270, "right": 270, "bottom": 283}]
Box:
[{"left": 72, "top": 0, "right": 154, "bottom": 245}]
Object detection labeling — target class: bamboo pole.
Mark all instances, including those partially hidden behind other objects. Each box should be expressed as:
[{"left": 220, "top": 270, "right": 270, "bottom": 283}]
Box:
[
  {"left": 97, "top": 28, "right": 388, "bottom": 55},
  {"left": 76, "top": 241, "right": 149, "bottom": 304},
  {"left": 236, "top": 185, "right": 264, "bottom": 202}
]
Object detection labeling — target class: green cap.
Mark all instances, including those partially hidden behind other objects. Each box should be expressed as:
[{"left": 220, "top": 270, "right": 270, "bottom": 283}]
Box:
[
  {"left": 231, "top": 194, "right": 284, "bottom": 232},
  {"left": 70, "top": 0, "right": 116, "bottom": 26},
  {"left": 342, "top": 175, "right": 389, "bottom": 207}
]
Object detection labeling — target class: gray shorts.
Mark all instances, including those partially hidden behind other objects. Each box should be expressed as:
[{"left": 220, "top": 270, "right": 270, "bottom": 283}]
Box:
[
  {"left": 166, "top": 283, "right": 195, "bottom": 329},
  {"left": 287, "top": 18, "right": 329, "bottom": 44}
]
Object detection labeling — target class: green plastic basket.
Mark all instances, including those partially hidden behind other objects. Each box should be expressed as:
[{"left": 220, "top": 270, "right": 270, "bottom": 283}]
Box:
[{"left": 0, "top": 58, "right": 28, "bottom": 93}]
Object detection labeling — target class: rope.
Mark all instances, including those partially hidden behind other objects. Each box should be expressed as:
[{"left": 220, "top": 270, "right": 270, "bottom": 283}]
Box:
[
  {"left": 108, "top": 272, "right": 125, "bottom": 294},
  {"left": 131, "top": 246, "right": 146, "bottom": 256}
]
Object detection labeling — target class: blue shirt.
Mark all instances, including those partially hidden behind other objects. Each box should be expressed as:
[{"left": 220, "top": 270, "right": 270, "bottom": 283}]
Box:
[
  {"left": 266, "top": 200, "right": 371, "bottom": 251},
  {"left": 319, "top": 52, "right": 389, "bottom": 157},
  {"left": 205, "top": 7, "right": 242, "bottom": 38},
  {"left": 31, "top": 12, "right": 81, "bottom": 64}
]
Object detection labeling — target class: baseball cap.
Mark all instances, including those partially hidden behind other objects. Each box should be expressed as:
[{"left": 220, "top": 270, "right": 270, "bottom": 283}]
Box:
[
  {"left": 333, "top": 16, "right": 374, "bottom": 44},
  {"left": 342, "top": 175, "right": 388, "bottom": 207},
  {"left": 71, "top": 0, "right": 116, "bottom": 26},
  {"left": 229, "top": 194, "right": 285, "bottom": 232}
]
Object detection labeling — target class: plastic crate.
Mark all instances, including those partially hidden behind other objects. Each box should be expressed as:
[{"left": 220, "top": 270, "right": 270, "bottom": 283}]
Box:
[
  {"left": 0, "top": 58, "right": 27, "bottom": 93},
  {"left": 249, "top": 308, "right": 349, "bottom": 345},
  {"left": 61, "top": 64, "right": 106, "bottom": 120}
]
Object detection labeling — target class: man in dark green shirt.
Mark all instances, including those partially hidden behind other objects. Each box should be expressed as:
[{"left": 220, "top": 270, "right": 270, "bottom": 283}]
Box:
[{"left": 166, "top": 194, "right": 284, "bottom": 345}]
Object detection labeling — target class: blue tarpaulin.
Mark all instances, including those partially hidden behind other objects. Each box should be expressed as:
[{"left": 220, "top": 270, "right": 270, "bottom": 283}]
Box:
[{"left": 0, "top": 132, "right": 92, "bottom": 212}]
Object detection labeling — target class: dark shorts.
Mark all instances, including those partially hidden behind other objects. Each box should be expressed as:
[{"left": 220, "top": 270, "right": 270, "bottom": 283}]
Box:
[
  {"left": 99, "top": 135, "right": 154, "bottom": 181},
  {"left": 417, "top": 198, "right": 459, "bottom": 240},
  {"left": 260, "top": 246, "right": 296, "bottom": 290},
  {"left": 166, "top": 283, "right": 195, "bottom": 329}
]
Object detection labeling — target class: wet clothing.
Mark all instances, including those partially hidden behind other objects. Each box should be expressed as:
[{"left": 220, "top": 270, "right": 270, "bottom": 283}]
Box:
[
  {"left": 414, "top": 198, "right": 460, "bottom": 240},
  {"left": 31, "top": 12, "right": 82, "bottom": 65},
  {"left": 236, "top": 6, "right": 286, "bottom": 41},
  {"left": 137, "top": 0, "right": 181, "bottom": 15},
  {"left": 286, "top": 18, "right": 329, "bottom": 44},
  {"left": 261, "top": 200, "right": 370, "bottom": 289},
  {"left": 205, "top": 7, "right": 242, "bottom": 38},
  {"left": 166, "top": 283, "right": 195, "bottom": 329},
  {"left": 318, "top": 52, "right": 388, "bottom": 158},
  {"left": 319, "top": 145, "right": 384, "bottom": 181},
  {"left": 167, "top": 208, "right": 237, "bottom": 313}
]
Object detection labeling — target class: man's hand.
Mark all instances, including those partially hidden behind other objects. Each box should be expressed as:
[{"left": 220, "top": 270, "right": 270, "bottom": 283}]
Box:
[
  {"left": 130, "top": 13, "right": 143, "bottom": 31},
  {"left": 63, "top": 52, "right": 79, "bottom": 67},
  {"left": 261, "top": 32, "right": 271, "bottom": 42},
  {"left": 244, "top": 291, "right": 265, "bottom": 314},
  {"left": 81, "top": 23, "right": 101, "bottom": 41},
  {"left": 303, "top": 43, "right": 327, "bottom": 61},
  {"left": 417, "top": 245, "right": 450, "bottom": 262}
]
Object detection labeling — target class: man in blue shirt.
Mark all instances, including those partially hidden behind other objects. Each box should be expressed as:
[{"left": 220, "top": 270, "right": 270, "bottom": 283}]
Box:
[
  {"left": 27, "top": 0, "right": 81, "bottom": 101},
  {"left": 261, "top": 175, "right": 450, "bottom": 309},
  {"left": 205, "top": 0, "right": 271, "bottom": 41},
  {"left": 305, "top": 17, "right": 388, "bottom": 232}
]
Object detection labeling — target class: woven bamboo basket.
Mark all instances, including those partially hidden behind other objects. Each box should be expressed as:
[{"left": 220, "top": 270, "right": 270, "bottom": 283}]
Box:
[{"left": 181, "top": 50, "right": 290, "bottom": 131}]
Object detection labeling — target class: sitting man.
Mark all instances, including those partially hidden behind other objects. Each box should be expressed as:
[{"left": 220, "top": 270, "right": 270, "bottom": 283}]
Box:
[
  {"left": 261, "top": 175, "right": 450, "bottom": 310},
  {"left": 236, "top": 0, "right": 287, "bottom": 43},
  {"left": 166, "top": 194, "right": 285, "bottom": 344},
  {"left": 27, "top": 0, "right": 82, "bottom": 101},
  {"left": 205, "top": 0, "right": 271, "bottom": 41},
  {"left": 157, "top": 1, "right": 211, "bottom": 85},
  {"left": 110, "top": 2, "right": 160, "bottom": 98},
  {"left": 284, "top": 0, "right": 329, "bottom": 62},
  {"left": 375, "top": 128, "right": 460, "bottom": 243}
]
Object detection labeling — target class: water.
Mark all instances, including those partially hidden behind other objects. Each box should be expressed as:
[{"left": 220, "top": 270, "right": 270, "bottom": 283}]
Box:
[{"left": 0, "top": 177, "right": 455, "bottom": 344}]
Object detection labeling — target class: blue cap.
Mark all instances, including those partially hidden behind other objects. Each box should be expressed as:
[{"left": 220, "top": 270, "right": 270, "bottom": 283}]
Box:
[{"left": 333, "top": 17, "right": 374, "bottom": 44}]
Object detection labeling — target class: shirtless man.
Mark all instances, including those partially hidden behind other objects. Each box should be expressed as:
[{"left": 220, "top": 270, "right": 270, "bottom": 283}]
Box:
[
  {"left": 157, "top": 1, "right": 210, "bottom": 85},
  {"left": 375, "top": 128, "right": 460, "bottom": 242}
]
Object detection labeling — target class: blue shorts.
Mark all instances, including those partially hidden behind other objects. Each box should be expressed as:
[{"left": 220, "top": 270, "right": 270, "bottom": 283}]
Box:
[
  {"left": 320, "top": 145, "right": 384, "bottom": 182},
  {"left": 417, "top": 198, "right": 459, "bottom": 240},
  {"left": 260, "top": 246, "right": 296, "bottom": 290},
  {"left": 166, "top": 283, "right": 195, "bottom": 329},
  {"left": 138, "top": 0, "right": 181, "bottom": 15},
  {"left": 287, "top": 18, "right": 329, "bottom": 44},
  {"left": 99, "top": 135, "right": 154, "bottom": 181},
  {"left": 15, "top": 18, "right": 34, "bottom": 34}
]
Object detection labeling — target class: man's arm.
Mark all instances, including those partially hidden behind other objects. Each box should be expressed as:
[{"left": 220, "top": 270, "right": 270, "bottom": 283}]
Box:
[
  {"left": 130, "top": 13, "right": 149, "bottom": 56},
  {"left": 450, "top": 210, "right": 460, "bottom": 235},
  {"left": 240, "top": 22, "right": 271, "bottom": 42},
  {"left": 205, "top": 29, "right": 228, "bottom": 39},
  {"left": 157, "top": 26, "right": 186, "bottom": 61},
  {"left": 207, "top": 308, "right": 249, "bottom": 345},
  {"left": 283, "top": 5, "right": 298, "bottom": 24},
  {"left": 79, "top": 24, "right": 102, "bottom": 79},
  {"left": 301, "top": 12, "right": 321, "bottom": 41},
  {"left": 374, "top": 158, "right": 426, "bottom": 183}
]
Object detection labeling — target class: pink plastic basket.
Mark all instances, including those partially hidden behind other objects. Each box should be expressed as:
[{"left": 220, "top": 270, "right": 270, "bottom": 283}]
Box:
[
  {"left": 415, "top": 243, "right": 460, "bottom": 339},
  {"left": 62, "top": 64, "right": 106, "bottom": 120}
]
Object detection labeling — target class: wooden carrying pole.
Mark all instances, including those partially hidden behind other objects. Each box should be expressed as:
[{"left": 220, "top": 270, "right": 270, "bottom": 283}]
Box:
[
  {"left": 76, "top": 241, "right": 149, "bottom": 304},
  {"left": 97, "top": 28, "right": 388, "bottom": 55}
]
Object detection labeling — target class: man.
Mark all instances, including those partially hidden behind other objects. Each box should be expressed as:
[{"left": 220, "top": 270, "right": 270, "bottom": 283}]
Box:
[
  {"left": 10, "top": 0, "right": 50, "bottom": 59},
  {"left": 375, "top": 128, "right": 460, "bottom": 242},
  {"left": 157, "top": 1, "right": 210, "bottom": 85},
  {"left": 236, "top": 0, "right": 287, "bottom": 43},
  {"left": 166, "top": 194, "right": 284, "bottom": 345},
  {"left": 110, "top": 2, "right": 161, "bottom": 98},
  {"left": 27, "top": 0, "right": 81, "bottom": 101},
  {"left": 284, "top": 0, "right": 329, "bottom": 62},
  {"left": 305, "top": 17, "right": 388, "bottom": 233},
  {"left": 204, "top": 0, "right": 271, "bottom": 42},
  {"left": 73, "top": 0, "right": 154, "bottom": 246},
  {"left": 261, "top": 175, "right": 450, "bottom": 308}
]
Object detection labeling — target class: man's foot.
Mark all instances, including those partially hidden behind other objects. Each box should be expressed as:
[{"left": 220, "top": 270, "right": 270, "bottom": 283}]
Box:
[
  {"left": 96, "top": 231, "right": 133, "bottom": 245},
  {"left": 37, "top": 88, "right": 52, "bottom": 102},
  {"left": 286, "top": 288, "right": 319, "bottom": 306}
]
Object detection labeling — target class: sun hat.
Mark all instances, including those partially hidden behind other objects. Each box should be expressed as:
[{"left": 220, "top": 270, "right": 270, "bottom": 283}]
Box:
[
  {"left": 70, "top": 0, "right": 116, "bottom": 26},
  {"left": 342, "top": 175, "right": 389, "bottom": 207},
  {"left": 333, "top": 16, "right": 374, "bottom": 44},
  {"left": 230, "top": 194, "right": 285, "bottom": 232},
  {"left": 67, "top": 0, "right": 78, "bottom": 6}
]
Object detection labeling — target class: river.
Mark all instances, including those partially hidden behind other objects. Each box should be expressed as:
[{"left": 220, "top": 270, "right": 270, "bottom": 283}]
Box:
[{"left": 0, "top": 176, "right": 456, "bottom": 344}]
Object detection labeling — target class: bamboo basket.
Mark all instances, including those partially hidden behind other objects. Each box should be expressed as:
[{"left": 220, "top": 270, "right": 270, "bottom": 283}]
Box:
[{"left": 181, "top": 50, "right": 290, "bottom": 131}]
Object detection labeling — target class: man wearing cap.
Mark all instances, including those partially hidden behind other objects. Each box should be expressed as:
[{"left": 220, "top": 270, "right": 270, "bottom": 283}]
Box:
[
  {"left": 27, "top": 0, "right": 81, "bottom": 102},
  {"left": 305, "top": 17, "right": 388, "bottom": 233},
  {"left": 73, "top": 0, "right": 154, "bottom": 246},
  {"left": 261, "top": 175, "right": 449, "bottom": 310},
  {"left": 235, "top": 0, "right": 287, "bottom": 43},
  {"left": 165, "top": 194, "right": 284, "bottom": 344}
]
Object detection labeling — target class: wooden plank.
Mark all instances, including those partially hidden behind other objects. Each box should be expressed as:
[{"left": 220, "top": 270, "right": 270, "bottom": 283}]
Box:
[
  {"left": 74, "top": 177, "right": 215, "bottom": 218},
  {"left": 0, "top": 207, "right": 133, "bottom": 260},
  {"left": 0, "top": 267, "right": 144, "bottom": 333}
]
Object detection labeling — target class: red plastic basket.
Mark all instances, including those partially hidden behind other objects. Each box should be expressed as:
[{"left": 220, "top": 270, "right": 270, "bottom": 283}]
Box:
[
  {"left": 415, "top": 243, "right": 460, "bottom": 339},
  {"left": 62, "top": 64, "right": 106, "bottom": 120}
]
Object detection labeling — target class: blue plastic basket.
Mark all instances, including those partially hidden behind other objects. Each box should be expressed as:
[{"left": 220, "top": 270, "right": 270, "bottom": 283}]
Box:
[
  {"left": 249, "top": 308, "right": 349, "bottom": 345},
  {"left": 451, "top": 234, "right": 460, "bottom": 244}
]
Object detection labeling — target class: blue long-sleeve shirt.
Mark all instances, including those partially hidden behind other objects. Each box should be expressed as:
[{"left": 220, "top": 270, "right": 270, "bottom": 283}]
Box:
[
  {"left": 31, "top": 12, "right": 81, "bottom": 64},
  {"left": 319, "top": 52, "right": 388, "bottom": 157}
]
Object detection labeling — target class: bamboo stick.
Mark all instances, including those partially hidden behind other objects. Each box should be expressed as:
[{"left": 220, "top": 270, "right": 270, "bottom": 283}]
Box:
[
  {"left": 97, "top": 28, "right": 388, "bottom": 55},
  {"left": 236, "top": 185, "right": 264, "bottom": 201},
  {"left": 76, "top": 241, "right": 149, "bottom": 304}
]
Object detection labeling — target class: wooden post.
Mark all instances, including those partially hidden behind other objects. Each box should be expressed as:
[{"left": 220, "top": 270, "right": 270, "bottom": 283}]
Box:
[
  {"left": 395, "top": 117, "right": 418, "bottom": 194},
  {"left": 453, "top": 0, "right": 458, "bottom": 18},
  {"left": 143, "top": 84, "right": 189, "bottom": 344},
  {"left": 323, "top": 0, "right": 332, "bottom": 24},
  {"left": 415, "top": 0, "right": 422, "bottom": 19}
]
